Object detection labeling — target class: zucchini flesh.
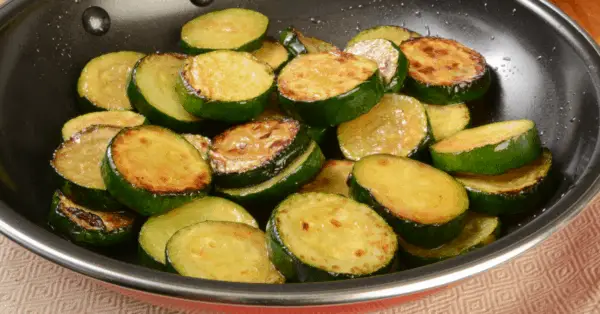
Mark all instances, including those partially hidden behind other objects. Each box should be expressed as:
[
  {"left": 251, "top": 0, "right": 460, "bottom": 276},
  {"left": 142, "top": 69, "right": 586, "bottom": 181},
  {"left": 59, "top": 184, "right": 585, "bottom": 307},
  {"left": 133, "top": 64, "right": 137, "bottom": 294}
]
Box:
[
  {"left": 300, "top": 160, "right": 354, "bottom": 197},
  {"left": 180, "top": 8, "right": 268, "bottom": 55},
  {"left": 401, "top": 37, "right": 491, "bottom": 105},
  {"left": 182, "top": 134, "right": 211, "bottom": 160},
  {"left": 337, "top": 94, "right": 431, "bottom": 161},
  {"left": 266, "top": 192, "right": 397, "bottom": 282},
  {"left": 139, "top": 196, "right": 257, "bottom": 268},
  {"left": 51, "top": 126, "right": 123, "bottom": 211},
  {"left": 399, "top": 212, "right": 500, "bottom": 267},
  {"left": 279, "top": 27, "right": 338, "bottom": 57},
  {"left": 178, "top": 51, "right": 275, "bottom": 123},
  {"left": 455, "top": 149, "right": 554, "bottom": 215},
  {"left": 77, "top": 51, "right": 145, "bottom": 112},
  {"left": 349, "top": 154, "right": 469, "bottom": 248},
  {"left": 278, "top": 51, "right": 384, "bottom": 127},
  {"left": 166, "top": 221, "right": 284, "bottom": 283},
  {"left": 430, "top": 120, "right": 542, "bottom": 175},
  {"left": 347, "top": 25, "right": 420, "bottom": 47},
  {"left": 61, "top": 111, "right": 147, "bottom": 140},
  {"left": 209, "top": 119, "right": 311, "bottom": 188},
  {"left": 252, "top": 39, "right": 290, "bottom": 72},
  {"left": 102, "top": 125, "right": 212, "bottom": 216},
  {"left": 344, "top": 39, "right": 408, "bottom": 92},
  {"left": 424, "top": 103, "right": 470, "bottom": 141},
  {"left": 48, "top": 190, "right": 135, "bottom": 247}
]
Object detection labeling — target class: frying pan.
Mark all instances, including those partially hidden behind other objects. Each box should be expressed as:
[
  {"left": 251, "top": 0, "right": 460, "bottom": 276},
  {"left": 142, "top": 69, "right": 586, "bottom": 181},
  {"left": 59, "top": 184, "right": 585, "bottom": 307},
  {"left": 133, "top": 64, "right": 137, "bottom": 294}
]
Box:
[{"left": 0, "top": 0, "right": 599, "bottom": 311}]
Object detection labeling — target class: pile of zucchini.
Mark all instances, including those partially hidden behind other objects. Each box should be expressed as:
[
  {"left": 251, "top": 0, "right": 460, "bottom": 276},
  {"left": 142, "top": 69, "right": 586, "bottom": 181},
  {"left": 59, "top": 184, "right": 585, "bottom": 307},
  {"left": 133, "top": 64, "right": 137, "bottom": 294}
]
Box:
[{"left": 48, "top": 7, "right": 556, "bottom": 284}]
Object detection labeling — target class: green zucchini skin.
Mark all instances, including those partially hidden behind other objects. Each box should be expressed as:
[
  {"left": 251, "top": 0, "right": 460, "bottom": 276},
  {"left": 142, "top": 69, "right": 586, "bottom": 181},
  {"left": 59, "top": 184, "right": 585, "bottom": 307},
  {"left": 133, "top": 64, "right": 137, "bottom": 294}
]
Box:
[
  {"left": 138, "top": 245, "right": 166, "bottom": 270},
  {"left": 47, "top": 191, "right": 135, "bottom": 247},
  {"left": 180, "top": 33, "right": 265, "bottom": 56},
  {"left": 387, "top": 43, "right": 409, "bottom": 93},
  {"left": 430, "top": 125, "right": 542, "bottom": 175},
  {"left": 404, "top": 68, "right": 492, "bottom": 105},
  {"left": 278, "top": 71, "right": 385, "bottom": 127},
  {"left": 279, "top": 27, "right": 308, "bottom": 56},
  {"left": 305, "top": 125, "right": 330, "bottom": 145},
  {"left": 348, "top": 174, "right": 467, "bottom": 249},
  {"left": 56, "top": 176, "right": 123, "bottom": 211}
]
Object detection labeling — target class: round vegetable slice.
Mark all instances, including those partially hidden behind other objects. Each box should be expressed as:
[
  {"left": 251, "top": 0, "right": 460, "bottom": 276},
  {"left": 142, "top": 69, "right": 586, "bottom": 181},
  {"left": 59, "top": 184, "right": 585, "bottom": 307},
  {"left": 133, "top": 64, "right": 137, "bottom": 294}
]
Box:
[
  {"left": 430, "top": 119, "right": 542, "bottom": 175},
  {"left": 455, "top": 149, "right": 555, "bottom": 216},
  {"left": 101, "top": 125, "right": 212, "bottom": 216},
  {"left": 182, "top": 134, "right": 211, "bottom": 160},
  {"left": 266, "top": 192, "right": 397, "bottom": 282},
  {"left": 180, "top": 8, "right": 268, "bottom": 55},
  {"left": 347, "top": 25, "right": 420, "bottom": 47},
  {"left": 349, "top": 154, "right": 469, "bottom": 248},
  {"left": 337, "top": 94, "right": 432, "bottom": 161},
  {"left": 252, "top": 38, "right": 290, "bottom": 72},
  {"left": 300, "top": 160, "right": 354, "bottom": 197},
  {"left": 166, "top": 221, "right": 284, "bottom": 284},
  {"left": 254, "top": 102, "right": 330, "bottom": 145},
  {"left": 48, "top": 190, "right": 135, "bottom": 247},
  {"left": 209, "top": 119, "right": 311, "bottom": 188},
  {"left": 61, "top": 111, "right": 147, "bottom": 140},
  {"left": 398, "top": 212, "right": 500, "bottom": 267},
  {"left": 279, "top": 26, "right": 338, "bottom": 57},
  {"left": 139, "top": 197, "right": 257, "bottom": 269},
  {"left": 278, "top": 51, "right": 384, "bottom": 127},
  {"left": 424, "top": 103, "right": 470, "bottom": 141},
  {"left": 77, "top": 51, "right": 145, "bottom": 112},
  {"left": 401, "top": 37, "right": 491, "bottom": 105},
  {"left": 344, "top": 39, "right": 408, "bottom": 92},
  {"left": 178, "top": 51, "right": 275, "bottom": 123},
  {"left": 51, "top": 126, "right": 123, "bottom": 211}
]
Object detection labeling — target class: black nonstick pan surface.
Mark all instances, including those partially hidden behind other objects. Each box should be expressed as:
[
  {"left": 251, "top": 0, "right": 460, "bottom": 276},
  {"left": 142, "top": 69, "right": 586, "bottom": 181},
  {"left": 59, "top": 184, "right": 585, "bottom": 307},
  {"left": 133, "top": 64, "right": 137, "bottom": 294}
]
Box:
[{"left": 0, "top": 0, "right": 599, "bottom": 307}]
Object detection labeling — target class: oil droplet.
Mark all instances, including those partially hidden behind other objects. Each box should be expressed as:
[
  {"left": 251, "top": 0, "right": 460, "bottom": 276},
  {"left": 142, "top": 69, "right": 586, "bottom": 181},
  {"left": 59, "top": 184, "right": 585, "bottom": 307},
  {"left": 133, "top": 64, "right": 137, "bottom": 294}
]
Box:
[
  {"left": 425, "top": 25, "right": 431, "bottom": 36},
  {"left": 570, "top": 117, "right": 576, "bottom": 122},
  {"left": 358, "top": 4, "right": 363, "bottom": 8},
  {"left": 512, "top": 8, "right": 516, "bottom": 15},
  {"left": 436, "top": 11, "right": 440, "bottom": 15},
  {"left": 190, "top": 0, "right": 214, "bottom": 6},
  {"left": 540, "top": 130, "right": 545, "bottom": 135},
  {"left": 414, "top": 11, "right": 421, "bottom": 17},
  {"left": 400, "top": 2, "right": 405, "bottom": 7},
  {"left": 82, "top": 6, "right": 110, "bottom": 36},
  {"left": 537, "top": 55, "right": 542, "bottom": 60},
  {"left": 503, "top": 57, "right": 511, "bottom": 61},
  {"left": 490, "top": 36, "right": 495, "bottom": 40}
]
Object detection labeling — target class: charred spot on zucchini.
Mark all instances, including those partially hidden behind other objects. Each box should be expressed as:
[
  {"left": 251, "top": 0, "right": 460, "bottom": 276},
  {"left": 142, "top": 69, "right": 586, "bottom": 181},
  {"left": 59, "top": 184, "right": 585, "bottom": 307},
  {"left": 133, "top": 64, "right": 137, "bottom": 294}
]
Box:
[
  {"left": 139, "top": 196, "right": 257, "bottom": 268},
  {"left": 252, "top": 38, "right": 290, "bottom": 72},
  {"left": 455, "top": 149, "right": 555, "bottom": 216},
  {"left": 182, "top": 134, "right": 211, "bottom": 160},
  {"left": 209, "top": 119, "right": 311, "bottom": 188},
  {"left": 254, "top": 102, "right": 330, "bottom": 145},
  {"left": 401, "top": 37, "right": 491, "bottom": 105},
  {"left": 77, "top": 51, "right": 145, "bottom": 112},
  {"left": 266, "top": 192, "right": 397, "bottom": 282},
  {"left": 425, "top": 103, "right": 470, "bottom": 141},
  {"left": 51, "top": 125, "right": 123, "bottom": 211},
  {"left": 279, "top": 27, "right": 338, "bottom": 57},
  {"left": 430, "top": 120, "right": 542, "bottom": 175},
  {"left": 300, "top": 160, "right": 354, "bottom": 197},
  {"left": 48, "top": 190, "right": 135, "bottom": 247},
  {"left": 344, "top": 39, "right": 409, "bottom": 92},
  {"left": 337, "top": 94, "right": 432, "bottom": 161},
  {"left": 166, "top": 221, "right": 284, "bottom": 283},
  {"left": 398, "top": 212, "right": 500, "bottom": 267},
  {"left": 61, "top": 111, "right": 147, "bottom": 140},
  {"left": 347, "top": 25, "right": 420, "bottom": 47},
  {"left": 180, "top": 8, "right": 268, "bottom": 55},
  {"left": 102, "top": 125, "right": 212, "bottom": 216},
  {"left": 278, "top": 51, "right": 384, "bottom": 127},
  {"left": 178, "top": 51, "right": 275, "bottom": 123},
  {"left": 349, "top": 154, "right": 469, "bottom": 248}
]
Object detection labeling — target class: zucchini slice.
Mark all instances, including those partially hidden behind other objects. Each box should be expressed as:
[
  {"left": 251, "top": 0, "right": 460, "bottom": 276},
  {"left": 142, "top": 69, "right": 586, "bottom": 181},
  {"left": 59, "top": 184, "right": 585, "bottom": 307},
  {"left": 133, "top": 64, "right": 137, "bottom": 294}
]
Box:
[
  {"left": 61, "top": 111, "right": 147, "bottom": 140},
  {"left": 252, "top": 39, "right": 290, "bottom": 72},
  {"left": 279, "top": 27, "right": 338, "bottom": 56},
  {"left": 347, "top": 25, "right": 420, "bottom": 47},
  {"left": 337, "top": 94, "right": 432, "bottom": 161},
  {"left": 101, "top": 125, "right": 212, "bottom": 216},
  {"left": 217, "top": 141, "right": 324, "bottom": 208},
  {"left": 349, "top": 154, "right": 469, "bottom": 248},
  {"left": 209, "top": 119, "right": 311, "bottom": 188},
  {"left": 127, "top": 53, "right": 208, "bottom": 133},
  {"left": 425, "top": 103, "right": 470, "bottom": 141},
  {"left": 455, "top": 149, "right": 555, "bottom": 216},
  {"left": 401, "top": 37, "right": 491, "bottom": 105},
  {"left": 182, "top": 134, "right": 211, "bottom": 160},
  {"left": 180, "top": 8, "right": 268, "bottom": 55},
  {"left": 278, "top": 51, "right": 384, "bottom": 127},
  {"left": 139, "top": 196, "right": 258, "bottom": 269},
  {"left": 77, "top": 51, "right": 145, "bottom": 112},
  {"left": 178, "top": 51, "right": 275, "bottom": 123},
  {"left": 166, "top": 221, "right": 284, "bottom": 283},
  {"left": 398, "top": 212, "right": 500, "bottom": 267},
  {"left": 51, "top": 126, "right": 122, "bottom": 211},
  {"left": 48, "top": 190, "right": 135, "bottom": 247},
  {"left": 300, "top": 160, "right": 354, "bottom": 197},
  {"left": 266, "top": 192, "right": 397, "bottom": 282},
  {"left": 430, "top": 120, "right": 542, "bottom": 175},
  {"left": 344, "top": 39, "right": 408, "bottom": 92}
]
